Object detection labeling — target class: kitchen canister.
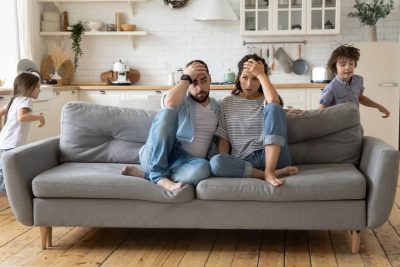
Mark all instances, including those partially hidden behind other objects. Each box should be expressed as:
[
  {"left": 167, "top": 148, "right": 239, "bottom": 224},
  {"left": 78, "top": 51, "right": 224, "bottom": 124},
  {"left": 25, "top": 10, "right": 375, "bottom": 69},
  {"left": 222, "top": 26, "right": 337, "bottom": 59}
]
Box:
[{"left": 224, "top": 69, "right": 236, "bottom": 83}]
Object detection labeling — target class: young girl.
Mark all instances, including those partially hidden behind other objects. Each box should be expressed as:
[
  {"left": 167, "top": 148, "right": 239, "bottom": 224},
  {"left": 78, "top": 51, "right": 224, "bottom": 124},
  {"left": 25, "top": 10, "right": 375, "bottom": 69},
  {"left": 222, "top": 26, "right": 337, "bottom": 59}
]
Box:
[
  {"left": 320, "top": 44, "right": 390, "bottom": 118},
  {"left": 210, "top": 54, "right": 299, "bottom": 187},
  {"left": 0, "top": 72, "right": 45, "bottom": 192}
]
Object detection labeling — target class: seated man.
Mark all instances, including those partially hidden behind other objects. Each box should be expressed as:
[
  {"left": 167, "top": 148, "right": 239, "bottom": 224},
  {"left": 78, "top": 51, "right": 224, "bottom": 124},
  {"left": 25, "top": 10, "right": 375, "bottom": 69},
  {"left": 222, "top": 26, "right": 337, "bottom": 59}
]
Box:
[{"left": 121, "top": 60, "right": 219, "bottom": 192}]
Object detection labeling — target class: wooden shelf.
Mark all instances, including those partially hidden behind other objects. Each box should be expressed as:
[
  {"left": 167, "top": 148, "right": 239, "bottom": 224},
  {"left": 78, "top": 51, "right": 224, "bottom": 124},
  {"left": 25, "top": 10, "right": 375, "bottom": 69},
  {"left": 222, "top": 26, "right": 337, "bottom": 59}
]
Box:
[
  {"left": 38, "top": 0, "right": 145, "bottom": 2},
  {"left": 40, "top": 31, "right": 147, "bottom": 36},
  {"left": 40, "top": 31, "right": 147, "bottom": 48}
]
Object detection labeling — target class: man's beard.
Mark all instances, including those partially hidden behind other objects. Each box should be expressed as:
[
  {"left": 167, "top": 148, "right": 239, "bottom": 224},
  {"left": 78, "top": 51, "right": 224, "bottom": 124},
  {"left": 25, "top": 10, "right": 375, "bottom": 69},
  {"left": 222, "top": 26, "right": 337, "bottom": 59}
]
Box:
[{"left": 189, "top": 91, "right": 209, "bottom": 103}]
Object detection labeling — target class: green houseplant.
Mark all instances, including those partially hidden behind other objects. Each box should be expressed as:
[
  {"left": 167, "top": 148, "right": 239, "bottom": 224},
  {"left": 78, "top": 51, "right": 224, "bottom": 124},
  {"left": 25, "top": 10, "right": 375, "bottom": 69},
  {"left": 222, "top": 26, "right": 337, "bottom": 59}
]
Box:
[
  {"left": 70, "top": 21, "right": 85, "bottom": 70},
  {"left": 348, "top": 0, "right": 394, "bottom": 41}
]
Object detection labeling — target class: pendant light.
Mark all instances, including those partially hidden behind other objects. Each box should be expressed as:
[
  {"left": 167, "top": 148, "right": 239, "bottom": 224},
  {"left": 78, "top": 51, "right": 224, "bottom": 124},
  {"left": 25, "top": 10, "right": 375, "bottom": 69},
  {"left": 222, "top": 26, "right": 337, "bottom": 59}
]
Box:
[{"left": 195, "top": 0, "right": 238, "bottom": 21}]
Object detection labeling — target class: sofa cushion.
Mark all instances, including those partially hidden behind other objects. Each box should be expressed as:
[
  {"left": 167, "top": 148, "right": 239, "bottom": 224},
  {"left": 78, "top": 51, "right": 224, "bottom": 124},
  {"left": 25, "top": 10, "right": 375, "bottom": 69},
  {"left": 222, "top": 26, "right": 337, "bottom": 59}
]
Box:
[
  {"left": 286, "top": 103, "right": 362, "bottom": 164},
  {"left": 60, "top": 101, "right": 156, "bottom": 164},
  {"left": 197, "top": 163, "right": 366, "bottom": 201},
  {"left": 32, "top": 163, "right": 195, "bottom": 203}
]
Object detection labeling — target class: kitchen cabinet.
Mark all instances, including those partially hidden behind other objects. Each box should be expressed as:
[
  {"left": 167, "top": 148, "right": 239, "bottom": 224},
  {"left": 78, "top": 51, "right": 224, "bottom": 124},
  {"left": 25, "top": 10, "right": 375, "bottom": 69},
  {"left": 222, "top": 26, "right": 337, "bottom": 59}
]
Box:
[
  {"left": 78, "top": 90, "right": 126, "bottom": 107},
  {"left": 50, "top": 90, "right": 78, "bottom": 136},
  {"left": 26, "top": 100, "right": 52, "bottom": 144},
  {"left": 305, "top": 88, "right": 323, "bottom": 110},
  {"left": 240, "top": 0, "right": 340, "bottom": 36},
  {"left": 0, "top": 95, "right": 11, "bottom": 130},
  {"left": 123, "top": 90, "right": 163, "bottom": 111}
]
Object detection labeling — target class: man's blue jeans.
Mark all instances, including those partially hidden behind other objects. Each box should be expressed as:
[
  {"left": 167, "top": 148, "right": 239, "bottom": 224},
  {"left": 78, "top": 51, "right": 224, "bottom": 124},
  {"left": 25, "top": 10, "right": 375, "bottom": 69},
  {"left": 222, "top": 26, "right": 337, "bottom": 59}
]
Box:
[
  {"left": 139, "top": 108, "right": 211, "bottom": 185},
  {"left": 210, "top": 103, "right": 292, "bottom": 177}
]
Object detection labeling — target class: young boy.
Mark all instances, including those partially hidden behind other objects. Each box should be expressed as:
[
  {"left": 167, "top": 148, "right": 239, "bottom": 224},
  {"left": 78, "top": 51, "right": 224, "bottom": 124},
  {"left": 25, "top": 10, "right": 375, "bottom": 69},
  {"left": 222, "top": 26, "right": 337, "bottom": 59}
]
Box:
[{"left": 319, "top": 45, "right": 390, "bottom": 118}]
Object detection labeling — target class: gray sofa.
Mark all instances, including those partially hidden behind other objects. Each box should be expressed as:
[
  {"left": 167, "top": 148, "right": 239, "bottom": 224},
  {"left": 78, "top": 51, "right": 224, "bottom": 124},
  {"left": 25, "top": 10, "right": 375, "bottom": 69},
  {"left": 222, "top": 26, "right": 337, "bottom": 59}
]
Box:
[{"left": 3, "top": 101, "right": 399, "bottom": 253}]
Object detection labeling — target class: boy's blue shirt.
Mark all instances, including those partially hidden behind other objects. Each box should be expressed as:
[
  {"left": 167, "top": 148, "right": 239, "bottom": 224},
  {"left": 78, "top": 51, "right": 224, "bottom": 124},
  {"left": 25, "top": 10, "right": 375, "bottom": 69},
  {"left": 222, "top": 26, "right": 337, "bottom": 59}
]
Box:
[{"left": 320, "top": 74, "right": 365, "bottom": 107}]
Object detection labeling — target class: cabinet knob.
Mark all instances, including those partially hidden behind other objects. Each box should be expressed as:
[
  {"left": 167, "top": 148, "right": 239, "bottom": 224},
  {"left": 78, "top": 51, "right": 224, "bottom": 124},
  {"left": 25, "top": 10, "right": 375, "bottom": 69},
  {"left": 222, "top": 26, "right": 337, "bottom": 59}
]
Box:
[
  {"left": 56, "top": 91, "right": 61, "bottom": 96},
  {"left": 99, "top": 90, "right": 106, "bottom": 94},
  {"left": 72, "top": 90, "right": 76, "bottom": 94}
]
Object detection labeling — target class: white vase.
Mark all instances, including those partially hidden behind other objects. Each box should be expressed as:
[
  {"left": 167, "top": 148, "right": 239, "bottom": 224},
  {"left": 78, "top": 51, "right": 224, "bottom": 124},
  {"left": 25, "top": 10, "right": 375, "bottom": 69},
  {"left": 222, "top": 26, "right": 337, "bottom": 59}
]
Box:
[{"left": 368, "top": 25, "right": 377, "bottom": 42}]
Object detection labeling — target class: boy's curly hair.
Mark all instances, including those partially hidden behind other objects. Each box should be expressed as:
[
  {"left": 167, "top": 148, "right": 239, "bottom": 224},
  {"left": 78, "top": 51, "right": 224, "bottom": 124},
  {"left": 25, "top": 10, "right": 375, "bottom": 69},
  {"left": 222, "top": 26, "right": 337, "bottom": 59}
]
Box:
[{"left": 327, "top": 44, "right": 360, "bottom": 74}]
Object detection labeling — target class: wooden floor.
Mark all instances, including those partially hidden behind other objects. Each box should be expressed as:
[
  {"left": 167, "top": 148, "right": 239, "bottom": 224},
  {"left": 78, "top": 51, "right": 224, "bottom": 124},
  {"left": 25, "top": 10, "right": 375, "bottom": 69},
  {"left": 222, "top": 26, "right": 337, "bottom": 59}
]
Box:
[{"left": 1, "top": 173, "right": 400, "bottom": 267}]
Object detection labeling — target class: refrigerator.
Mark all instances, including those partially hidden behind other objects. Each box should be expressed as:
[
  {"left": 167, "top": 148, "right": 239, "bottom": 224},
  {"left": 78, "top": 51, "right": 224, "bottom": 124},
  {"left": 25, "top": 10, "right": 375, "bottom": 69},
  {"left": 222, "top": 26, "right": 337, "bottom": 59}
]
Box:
[{"left": 355, "top": 42, "right": 400, "bottom": 150}]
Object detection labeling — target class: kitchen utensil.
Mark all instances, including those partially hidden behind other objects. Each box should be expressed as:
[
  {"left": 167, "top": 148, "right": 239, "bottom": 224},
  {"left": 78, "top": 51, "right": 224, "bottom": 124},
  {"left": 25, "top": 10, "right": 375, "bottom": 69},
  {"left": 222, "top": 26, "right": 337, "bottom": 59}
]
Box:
[
  {"left": 311, "top": 66, "right": 333, "bottom": 83},
  {"left": 112, "top": 60, "right": 131, "bottom": 85},
  {"left": 274, "top": 47, "right": 293, "bottom": 73},
  {"left": 120, "top": 24, "right": 136, "bottom": 31},
  {"left": 224, "top": 69, "right": 236, "bottom": 83},
  {"left": 271, "top": 47, "right": 277, "bottom": 71},
  {"left": 85, "top": 21, "right": 103, "bottom": 31},
  {"left": 100, "top": 68, "right": 140, "bottom": 84},
  {"left": 292, "top": 44, "right": 309, "bottom": 75}
]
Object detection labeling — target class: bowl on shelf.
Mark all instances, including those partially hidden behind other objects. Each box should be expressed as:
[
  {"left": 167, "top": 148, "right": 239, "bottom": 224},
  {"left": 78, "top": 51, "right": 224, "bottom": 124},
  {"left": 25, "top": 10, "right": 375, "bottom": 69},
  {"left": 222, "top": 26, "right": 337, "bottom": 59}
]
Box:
[
  {"left": 120, "top": 24, "right": 136, "bottom": 31},
  {"left": 85, "top": 21, "right": 103, "bottom": 31}
]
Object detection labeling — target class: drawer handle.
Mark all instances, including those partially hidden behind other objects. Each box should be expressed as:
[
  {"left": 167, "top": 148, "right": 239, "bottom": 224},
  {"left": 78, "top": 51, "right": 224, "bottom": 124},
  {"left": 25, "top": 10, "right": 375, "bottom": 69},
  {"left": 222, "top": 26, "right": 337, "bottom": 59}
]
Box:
[
  {"left": 99, "top": 90, "right": 106, "bottom": 94},
  {"left": 72, "top": 90, "right": 76, "bottom": 94},
  {"left": 0, "top": 96, "right": 4, "bottom": 100},
  {"left": 379, "top": 82, "right": 398, "bottom": 87},
  {"left": 56, "top": 91, "right": 60, "bottom": 96}
]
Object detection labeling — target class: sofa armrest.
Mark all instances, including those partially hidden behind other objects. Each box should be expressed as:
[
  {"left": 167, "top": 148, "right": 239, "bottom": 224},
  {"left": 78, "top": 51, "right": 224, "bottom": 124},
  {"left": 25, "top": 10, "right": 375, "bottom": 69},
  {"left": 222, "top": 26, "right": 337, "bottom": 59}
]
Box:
[
  {"left": 3, "top": 137, "right": 60, "bottom": 226},
  {"left": 359, "top": 136, "right": 399, "bottom": 229}
]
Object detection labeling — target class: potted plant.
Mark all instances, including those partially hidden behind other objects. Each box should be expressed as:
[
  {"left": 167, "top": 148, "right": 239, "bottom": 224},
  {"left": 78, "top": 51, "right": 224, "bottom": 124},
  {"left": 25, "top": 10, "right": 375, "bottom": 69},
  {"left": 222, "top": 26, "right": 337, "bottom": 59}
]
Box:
[
  {"left": 348, "top": 0, "right": 394, "bottom": 42},
  {"left": 70, "top": 21, "right": 85, "bottom": 70}
]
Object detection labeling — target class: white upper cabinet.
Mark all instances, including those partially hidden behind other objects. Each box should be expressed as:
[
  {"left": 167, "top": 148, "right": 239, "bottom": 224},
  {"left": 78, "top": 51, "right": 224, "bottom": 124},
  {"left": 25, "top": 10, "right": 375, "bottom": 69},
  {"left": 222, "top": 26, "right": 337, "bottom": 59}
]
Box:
[
  {"left": 240, "top": 0, "right": 340, "bottom": 36},
  {"left": 306, "top": 0, "right": 340, "bottom": 35},
  {"left": 240, "top": 0, "right": 273, "bottom": 35}
]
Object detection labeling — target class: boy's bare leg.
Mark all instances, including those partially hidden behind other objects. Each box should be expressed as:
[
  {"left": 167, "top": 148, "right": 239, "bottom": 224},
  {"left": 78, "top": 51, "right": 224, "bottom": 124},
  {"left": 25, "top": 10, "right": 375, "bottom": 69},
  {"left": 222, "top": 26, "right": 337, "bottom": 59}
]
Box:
[
  {"left": 156, "top": 178, "right": 183, "bottom": 192},
  {"left": 121, "top": 165, "right": 145, "bottom": 178},
  {"left": 264, "top": 144, "right": 284, "bottom": 186}
]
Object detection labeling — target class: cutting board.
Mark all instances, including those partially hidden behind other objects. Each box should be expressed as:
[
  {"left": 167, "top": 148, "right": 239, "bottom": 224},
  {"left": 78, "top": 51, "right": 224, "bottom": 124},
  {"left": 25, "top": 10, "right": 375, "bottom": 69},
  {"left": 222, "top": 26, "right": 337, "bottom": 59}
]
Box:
[{"left": 100, "top": 69, "right": 140, "bottom": 84}]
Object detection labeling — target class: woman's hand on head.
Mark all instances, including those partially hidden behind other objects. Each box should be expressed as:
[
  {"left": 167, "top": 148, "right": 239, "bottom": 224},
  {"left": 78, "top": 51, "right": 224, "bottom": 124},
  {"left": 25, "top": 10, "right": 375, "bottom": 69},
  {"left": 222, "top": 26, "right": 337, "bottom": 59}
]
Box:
[{"left": 243, "top": 59, "right": 265, "bottom": 78}]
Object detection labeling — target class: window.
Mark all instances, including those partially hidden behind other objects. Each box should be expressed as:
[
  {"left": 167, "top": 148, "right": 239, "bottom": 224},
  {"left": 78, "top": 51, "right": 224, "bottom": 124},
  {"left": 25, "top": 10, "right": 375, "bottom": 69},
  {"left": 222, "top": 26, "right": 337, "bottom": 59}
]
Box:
[{"left": 0, "top": 1, "right": 18, "bottom": 88}]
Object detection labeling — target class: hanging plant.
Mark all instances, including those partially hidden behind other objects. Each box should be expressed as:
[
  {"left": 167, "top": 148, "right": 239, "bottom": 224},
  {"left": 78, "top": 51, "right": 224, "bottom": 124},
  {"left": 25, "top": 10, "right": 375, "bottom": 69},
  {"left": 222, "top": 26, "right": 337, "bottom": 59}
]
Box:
[
  {"left": 348, "top": 0, "right": 394, "bottom": 26},
  {"left": 70, "top": 21, "right": 85, "bottom": 70}
]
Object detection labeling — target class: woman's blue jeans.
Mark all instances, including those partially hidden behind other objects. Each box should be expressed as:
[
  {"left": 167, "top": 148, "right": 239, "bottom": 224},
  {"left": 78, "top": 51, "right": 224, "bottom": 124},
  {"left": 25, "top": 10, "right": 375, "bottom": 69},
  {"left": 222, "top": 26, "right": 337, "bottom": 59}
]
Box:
[
  {"left": 139, "top": 108, "right": 211, "bottom": 185},
  {"left": 210, "top": 103, "right": 291, "bottom": 178}
]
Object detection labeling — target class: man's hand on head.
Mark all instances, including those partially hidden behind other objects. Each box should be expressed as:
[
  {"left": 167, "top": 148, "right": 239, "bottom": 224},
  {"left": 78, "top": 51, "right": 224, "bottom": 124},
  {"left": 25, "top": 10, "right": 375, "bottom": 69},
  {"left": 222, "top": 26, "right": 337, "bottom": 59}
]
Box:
[{"left": 184, "top": 62, "right": 208, "bottom": 81}]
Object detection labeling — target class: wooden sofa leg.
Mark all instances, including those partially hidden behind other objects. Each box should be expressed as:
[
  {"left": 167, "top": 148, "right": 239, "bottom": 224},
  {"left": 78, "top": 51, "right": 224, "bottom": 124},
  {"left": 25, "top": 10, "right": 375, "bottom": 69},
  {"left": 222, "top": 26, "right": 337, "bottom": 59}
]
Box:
[
  {"left": 40, "top": 226, "right": 52, "bottom": 250},
  {"left": 351, "top": 230, "right": 360, "bottom": 253}
]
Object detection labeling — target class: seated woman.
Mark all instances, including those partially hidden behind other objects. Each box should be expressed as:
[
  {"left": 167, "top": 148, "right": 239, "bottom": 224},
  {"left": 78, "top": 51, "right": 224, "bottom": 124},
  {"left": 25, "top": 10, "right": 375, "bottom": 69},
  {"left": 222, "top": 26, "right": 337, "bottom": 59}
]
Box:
[{"left": 210, "top": 54, "right": 299, "bottom": 186}]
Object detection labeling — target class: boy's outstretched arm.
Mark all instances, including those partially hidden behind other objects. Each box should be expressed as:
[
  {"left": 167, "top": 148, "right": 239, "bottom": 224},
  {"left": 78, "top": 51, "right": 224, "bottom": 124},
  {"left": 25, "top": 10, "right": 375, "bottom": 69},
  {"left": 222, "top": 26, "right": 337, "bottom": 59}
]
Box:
[{"left": 359, "top": 95, "right": 390, "bottom": 118}]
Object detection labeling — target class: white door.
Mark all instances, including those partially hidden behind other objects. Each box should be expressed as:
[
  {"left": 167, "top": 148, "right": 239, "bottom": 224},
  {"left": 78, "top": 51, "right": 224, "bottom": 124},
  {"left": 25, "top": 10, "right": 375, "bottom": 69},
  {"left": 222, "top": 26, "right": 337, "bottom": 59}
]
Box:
[{"left": 355, "top": 42, "right": 399, "bottom": 150}]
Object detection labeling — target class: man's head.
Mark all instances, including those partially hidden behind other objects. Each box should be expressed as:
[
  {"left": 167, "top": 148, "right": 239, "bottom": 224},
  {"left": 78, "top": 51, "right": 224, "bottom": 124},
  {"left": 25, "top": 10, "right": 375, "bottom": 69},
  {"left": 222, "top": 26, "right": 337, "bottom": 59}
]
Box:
[{"left": 185, "top": 60, "right": 211, "bottom": 103}]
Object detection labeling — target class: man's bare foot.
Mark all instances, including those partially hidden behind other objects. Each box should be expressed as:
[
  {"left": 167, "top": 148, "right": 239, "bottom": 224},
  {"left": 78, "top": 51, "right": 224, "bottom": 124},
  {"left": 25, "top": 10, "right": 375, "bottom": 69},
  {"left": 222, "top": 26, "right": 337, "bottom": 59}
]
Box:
[
  {"left": 275, "top": 166, "right": 299, "bottom": 177},
  {"left": 120, "top": 165, "right": 145, "bottom": 178},
  {"left": 156, "top": 178, "right": 184, "bottom": 192}
]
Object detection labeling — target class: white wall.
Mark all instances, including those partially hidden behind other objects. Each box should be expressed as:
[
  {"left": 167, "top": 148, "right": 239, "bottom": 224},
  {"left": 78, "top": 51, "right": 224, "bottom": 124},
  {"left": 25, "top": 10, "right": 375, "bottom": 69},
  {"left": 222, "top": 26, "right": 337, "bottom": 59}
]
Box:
[{"left": 39, "top": 0, "right": 400, "bottom": 85}]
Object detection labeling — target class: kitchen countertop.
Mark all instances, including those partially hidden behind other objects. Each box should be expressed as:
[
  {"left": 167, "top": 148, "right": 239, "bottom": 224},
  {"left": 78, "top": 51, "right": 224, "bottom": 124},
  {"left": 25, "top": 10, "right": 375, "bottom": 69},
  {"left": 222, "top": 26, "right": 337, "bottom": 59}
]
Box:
[
  {"left": 53, "top": 83, "right": 327, "bottom": 91},
  {"left": 0, "top": 83, "right": 328, "bottom": 94}
]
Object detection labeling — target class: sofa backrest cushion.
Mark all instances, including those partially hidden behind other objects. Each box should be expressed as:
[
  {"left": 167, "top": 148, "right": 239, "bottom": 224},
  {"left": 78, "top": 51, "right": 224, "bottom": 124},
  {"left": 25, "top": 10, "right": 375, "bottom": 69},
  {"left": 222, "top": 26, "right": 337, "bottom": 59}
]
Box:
[
  {"left": 60, "top": 101, "right": 156, "bottom": 163},
  {"left": 286, "top": 102, "right": 362, "bottom": 164}
]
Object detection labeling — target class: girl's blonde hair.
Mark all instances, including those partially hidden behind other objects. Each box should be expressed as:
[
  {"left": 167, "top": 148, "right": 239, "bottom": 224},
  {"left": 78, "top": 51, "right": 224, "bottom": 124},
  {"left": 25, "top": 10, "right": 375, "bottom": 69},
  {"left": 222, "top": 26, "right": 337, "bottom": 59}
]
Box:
[{"left": 4, "top": 72, "right": 40, "bottom": 125}]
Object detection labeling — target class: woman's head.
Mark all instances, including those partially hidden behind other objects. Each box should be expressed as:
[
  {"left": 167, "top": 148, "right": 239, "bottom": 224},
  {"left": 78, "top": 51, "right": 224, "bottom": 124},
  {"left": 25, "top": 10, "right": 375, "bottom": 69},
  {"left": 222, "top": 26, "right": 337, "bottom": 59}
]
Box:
[
  {"left": 233, "top": 54, "right": 268, "bottom": 96},
  {"left": 327, "top": 45, "right": 360, "bottom": 74},
  {"left": 13, "top": 72, "right": 41, "bottom": 99}
]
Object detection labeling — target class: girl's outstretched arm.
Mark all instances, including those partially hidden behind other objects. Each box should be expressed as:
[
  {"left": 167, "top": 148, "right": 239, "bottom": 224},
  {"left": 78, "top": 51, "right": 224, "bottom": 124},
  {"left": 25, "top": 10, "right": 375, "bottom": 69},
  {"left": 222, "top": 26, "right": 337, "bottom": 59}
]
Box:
[{"left": 18, "top": 108, "right": 45, "bottom": 127}]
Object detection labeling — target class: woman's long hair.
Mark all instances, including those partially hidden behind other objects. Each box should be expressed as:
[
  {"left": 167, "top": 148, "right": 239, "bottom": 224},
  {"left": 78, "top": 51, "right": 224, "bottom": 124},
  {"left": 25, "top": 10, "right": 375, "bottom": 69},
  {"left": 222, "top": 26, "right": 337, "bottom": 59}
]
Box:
[
  {"left": 4, "top": 72, "right": 40, "bottom": 125},
  {"left": 232, "top": 54, "right": 268, "bottom": 96}
]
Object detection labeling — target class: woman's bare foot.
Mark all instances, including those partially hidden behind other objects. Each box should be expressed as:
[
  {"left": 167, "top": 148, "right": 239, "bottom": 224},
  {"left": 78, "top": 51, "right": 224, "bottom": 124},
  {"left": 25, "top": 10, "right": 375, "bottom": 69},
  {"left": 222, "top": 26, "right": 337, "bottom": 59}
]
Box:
[
  {"left": 156, "top": 178, "right": 184, "bottom": 192},
  {"left": 121, "top": 165, "right": 145, "bottom": 178},
  {"left": 265, "top": 171, "right": 284, "bottom": 187},
  {"left": 275, "top": 166, "right": 299, "bottom": 177}
]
